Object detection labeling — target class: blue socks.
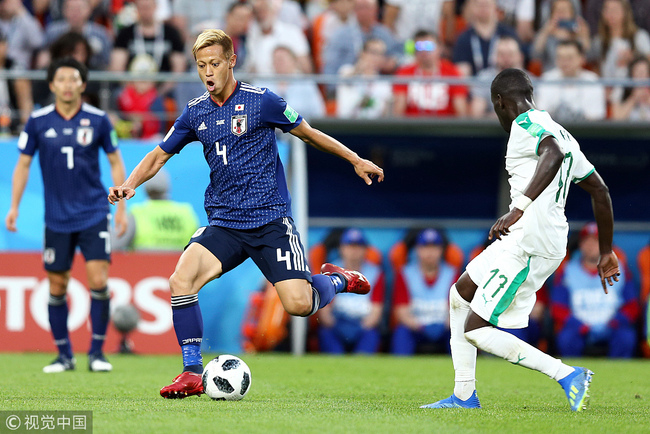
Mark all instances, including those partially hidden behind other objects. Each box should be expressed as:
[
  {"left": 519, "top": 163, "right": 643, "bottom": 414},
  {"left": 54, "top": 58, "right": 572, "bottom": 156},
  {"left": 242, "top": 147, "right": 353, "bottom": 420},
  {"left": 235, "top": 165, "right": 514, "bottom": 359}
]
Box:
[
  {"left": 48, "top": 294, "right": 72, "bottom": 359},
  {"left": 308, "top": 274, "right": 343, "bottom": 315},
  {"left": 89, "top": 287, "right": 110, "bottom": 355},
  {"left": 172, "top": 294, "right": 204, "bottom": 374}
]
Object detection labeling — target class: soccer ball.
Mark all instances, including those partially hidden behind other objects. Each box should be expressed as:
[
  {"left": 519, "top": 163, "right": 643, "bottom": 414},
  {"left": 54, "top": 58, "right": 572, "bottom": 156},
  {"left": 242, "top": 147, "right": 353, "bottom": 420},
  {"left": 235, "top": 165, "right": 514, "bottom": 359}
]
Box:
[{"left": 202, "top": 355, "right": 252, "bottom": 401}]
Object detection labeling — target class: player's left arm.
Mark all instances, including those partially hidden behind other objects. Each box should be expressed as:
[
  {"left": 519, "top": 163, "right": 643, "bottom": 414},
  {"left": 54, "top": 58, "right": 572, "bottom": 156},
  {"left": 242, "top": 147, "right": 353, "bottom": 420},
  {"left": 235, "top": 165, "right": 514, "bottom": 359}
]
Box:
[
  {"left": 489, "top": 135, "right": 564, "bottom": 240},
  {"left": 576, "top": 170, "right": 619, "bottom": 292},
  {"left": 289, "top": 119, "right": 384, "bottom": 185},
  {"left": 106, "top": 149, "right": 128, "bottom": 237}
]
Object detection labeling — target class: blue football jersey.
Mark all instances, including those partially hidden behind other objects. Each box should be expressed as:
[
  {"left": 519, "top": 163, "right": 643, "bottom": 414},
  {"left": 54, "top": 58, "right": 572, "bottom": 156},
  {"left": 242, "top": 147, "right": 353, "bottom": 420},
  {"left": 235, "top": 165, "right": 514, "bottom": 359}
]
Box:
[
  {"left": 18, "top": 103, "right": 118, "bottom": 232},
  {"left": 160, "top": 81, "right": 303, "bottom": 229}
]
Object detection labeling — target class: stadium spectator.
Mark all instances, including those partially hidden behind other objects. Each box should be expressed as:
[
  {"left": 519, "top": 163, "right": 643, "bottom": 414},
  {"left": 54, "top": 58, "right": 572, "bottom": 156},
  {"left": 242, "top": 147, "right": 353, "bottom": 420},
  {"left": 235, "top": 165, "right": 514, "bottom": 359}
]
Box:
[
  {"left": 33, "top": 31, "right": 101, "bottom": 108},
  {"left": 336, "top": 37, "right": 392, "bottom": 118},
  {"left": 170, "top": 0, "right": 231, "bottom": 45},
  {"left": 40, "top": 0, "right": 112, "bottom": 70},
  {"left": 452, "top": 0, "right": 518, "bottom": 77},
  {"left": 610, "top": 55, "right": 650, "bottom": 121},
  {"left": 115, "top": 54, "right": 166, "bottom": 139},
  {"left": 0, "top": 30, "right": 12, "bottom": 134},
  {"left": 391, "top": 228, "right": 459, "bottom": 355},
  {"left": 393, "top": 30, "right": 468, "bottom": 117},
  {"left": 585, "top": 0, "right": 650, "bottom": 37},
  {"left": 532, "top": 0, "right": 591, "bottom": 73},
  {"left": 223, "top": 1, "right": 253, "bottom": 71},
  {"left": 323, "top": 0, "right": 401, "bottom": 79},
  {"left": 310, "top": 0, "right": 355, "bottom": 73},
  {"left": 317, "top": 228, "right": 385, "bottom": 354},
  {"left": 44, "top": 0, "right": 112, "bottom": 23},
  {"left": 470, "top": 35, "right": 525, "bottom": 118},
  {"left": 536, "top": 40, "right": 606, "bottom": 121},
  {"left": 0, "top": 0, "right": 44, "bottom": 124},
  {"left": 5, "top": 58, "right": 127, "bottom": 373},
  {"left": 590, "top": 0, "right": 650, "bottom": 79},
  {"left": 112, "top": 169, "right": 200, "bottom": 251},
  {"left": 245, "top": 0, "right": 312, "bottom": 74},
  {"left": 274, "top": 0, "right": 309, "bottom": 32},
  {"left": 110, "top": 0, "right": 186, "bottom": 75},
  {"left": 382, "top": 0, "right": 453, "bottom": 45},
  {"left": 551, "top": 222, "right": 640, "bottom": 358},
  {"left": 254, "top": 45, "right": 325, "bottom": 120},
  {"left": 495, "top": 0, "right": 536, "bottom": 45}
]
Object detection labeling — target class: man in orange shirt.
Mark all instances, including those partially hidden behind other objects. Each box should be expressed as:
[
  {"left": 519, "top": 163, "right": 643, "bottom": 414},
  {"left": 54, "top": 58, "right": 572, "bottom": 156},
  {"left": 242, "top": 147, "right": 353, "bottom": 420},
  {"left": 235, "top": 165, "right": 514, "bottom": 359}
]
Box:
[{"left": 393, "top": 30, "right": 468, "bottom": 117}]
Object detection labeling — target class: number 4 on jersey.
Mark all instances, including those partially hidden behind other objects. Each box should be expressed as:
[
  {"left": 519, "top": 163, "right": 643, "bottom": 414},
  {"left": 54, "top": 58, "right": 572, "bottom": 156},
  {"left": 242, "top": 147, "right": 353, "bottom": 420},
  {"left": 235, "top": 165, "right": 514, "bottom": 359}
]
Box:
[{"left": 215, "top": 141, "right": 227, "bottom": 165}]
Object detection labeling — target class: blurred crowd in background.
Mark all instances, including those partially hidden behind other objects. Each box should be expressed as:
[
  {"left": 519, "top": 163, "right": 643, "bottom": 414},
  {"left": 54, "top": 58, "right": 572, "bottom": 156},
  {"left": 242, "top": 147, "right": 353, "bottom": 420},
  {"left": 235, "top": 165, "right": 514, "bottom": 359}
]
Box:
[{"left": 0, "top": 0, "right": 649, "bottom": 138}]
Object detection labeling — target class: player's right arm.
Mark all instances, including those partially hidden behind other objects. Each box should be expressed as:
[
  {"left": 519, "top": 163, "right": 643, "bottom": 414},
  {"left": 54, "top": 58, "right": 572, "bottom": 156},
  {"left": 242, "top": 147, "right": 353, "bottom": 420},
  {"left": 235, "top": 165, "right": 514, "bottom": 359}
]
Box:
[
  {"left": 489, "top": 135, "right": 564, "bottom": 240},
  {"left": 576, "top": 170, "right": 619, "bottom": 292},
  {"left": 108, "top": 146, "right": 174, "bottom": 204},
  {"left": 5, "top": 154, "right": 33, "bottom": 232}
]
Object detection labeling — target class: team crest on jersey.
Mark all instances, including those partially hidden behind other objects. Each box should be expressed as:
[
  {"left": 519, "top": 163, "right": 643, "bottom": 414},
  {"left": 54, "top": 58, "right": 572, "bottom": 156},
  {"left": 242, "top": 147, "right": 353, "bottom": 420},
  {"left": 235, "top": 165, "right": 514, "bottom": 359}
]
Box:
[
  {"left": 80, "top": 118, "right": 91, "bottom": 126},
  {"left": 231, "top": 115, "right": 247, "bottom": 136},
  {"left": 76, "top": 127, "right": 94, "bottom": 146}
]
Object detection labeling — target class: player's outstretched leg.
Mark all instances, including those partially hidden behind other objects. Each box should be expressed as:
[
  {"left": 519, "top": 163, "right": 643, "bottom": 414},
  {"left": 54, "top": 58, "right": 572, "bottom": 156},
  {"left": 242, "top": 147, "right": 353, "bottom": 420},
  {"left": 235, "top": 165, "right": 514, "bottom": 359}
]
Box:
[
  {"left": 464, "top": 325, "right": 591, "bottom": 411},
  {"left": 44, "top": 293, "right": 76, "bottom": 373},
  {"left": 321, "top": 263, "right": 370, "bottom": 294},
  {"left": 558, "top": 367, "right": 594, "bottom": 412},
  {"left": 160, "top": 294, "right": 204, "bottom": 398},
  {"left": 88, "top": 287, "right": 112, "bottom": 372}
]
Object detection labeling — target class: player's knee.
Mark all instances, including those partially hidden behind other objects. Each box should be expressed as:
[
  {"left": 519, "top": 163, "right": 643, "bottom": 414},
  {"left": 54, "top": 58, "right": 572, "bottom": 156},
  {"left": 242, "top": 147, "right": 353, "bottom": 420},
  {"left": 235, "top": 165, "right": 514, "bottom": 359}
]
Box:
[
  {"left": 48, "top": 275, "right": 69, "bottom": 297},
  {"left": 169, "top": 271, "right": 196, "bottom": 296},
  {"left": 282, "top": 293, "right": 312, "bottom": 317},
  {"left": 87, "top": 275, "right": 107, "bottom": 290}
]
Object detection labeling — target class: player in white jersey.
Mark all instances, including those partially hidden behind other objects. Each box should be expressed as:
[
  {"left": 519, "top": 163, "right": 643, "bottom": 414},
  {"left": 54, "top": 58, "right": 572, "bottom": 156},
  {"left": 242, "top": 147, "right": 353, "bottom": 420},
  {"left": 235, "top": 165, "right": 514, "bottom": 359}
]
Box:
[{"left": 421, "top": 68, "right": 620, "bottom": 412}]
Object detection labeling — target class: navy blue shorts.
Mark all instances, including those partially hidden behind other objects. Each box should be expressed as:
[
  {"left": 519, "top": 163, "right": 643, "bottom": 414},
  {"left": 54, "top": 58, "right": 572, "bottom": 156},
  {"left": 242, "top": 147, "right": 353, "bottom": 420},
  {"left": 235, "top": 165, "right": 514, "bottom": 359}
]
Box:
[
  {"left": 43, "top": 216, "right": 112, "bottom": 272},
  {"left": 188, "top": 217, "right": 312, "bottom": 284}
]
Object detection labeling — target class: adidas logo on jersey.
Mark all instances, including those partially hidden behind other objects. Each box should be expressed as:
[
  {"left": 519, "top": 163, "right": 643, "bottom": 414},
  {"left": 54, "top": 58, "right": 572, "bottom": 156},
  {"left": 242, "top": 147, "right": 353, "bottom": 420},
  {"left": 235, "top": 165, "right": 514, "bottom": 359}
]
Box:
[
  {"left": 198, "top": 122, "right": 207, "bottom": 131},
  {"left": 44, "top": 128, "right": 57, "bottom": 138}
]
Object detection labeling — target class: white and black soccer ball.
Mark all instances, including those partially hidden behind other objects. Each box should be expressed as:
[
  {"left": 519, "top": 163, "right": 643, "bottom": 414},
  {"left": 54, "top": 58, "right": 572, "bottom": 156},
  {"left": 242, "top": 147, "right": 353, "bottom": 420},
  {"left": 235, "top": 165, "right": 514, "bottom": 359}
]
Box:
[{"left": 202, "top": 355, "right": 252, "bottom": 401}]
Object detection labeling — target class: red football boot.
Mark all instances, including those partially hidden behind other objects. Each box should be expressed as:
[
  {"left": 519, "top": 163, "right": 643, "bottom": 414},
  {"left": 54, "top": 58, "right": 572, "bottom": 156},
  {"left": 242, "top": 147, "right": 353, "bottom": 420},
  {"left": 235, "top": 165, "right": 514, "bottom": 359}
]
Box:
[
  {"left": 160, "top": 371, "right": 204, "bottom": 399},
  {"left": 321, "top": 263, "right": 371, "bottom": 295}
]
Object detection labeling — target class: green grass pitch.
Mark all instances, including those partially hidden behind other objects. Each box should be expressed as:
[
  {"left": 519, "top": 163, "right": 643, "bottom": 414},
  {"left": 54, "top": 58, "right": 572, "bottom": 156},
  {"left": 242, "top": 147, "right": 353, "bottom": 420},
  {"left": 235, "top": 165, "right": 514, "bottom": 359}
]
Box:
[{"left": 1, "top": 353, "right": 648, "bottom": 433}]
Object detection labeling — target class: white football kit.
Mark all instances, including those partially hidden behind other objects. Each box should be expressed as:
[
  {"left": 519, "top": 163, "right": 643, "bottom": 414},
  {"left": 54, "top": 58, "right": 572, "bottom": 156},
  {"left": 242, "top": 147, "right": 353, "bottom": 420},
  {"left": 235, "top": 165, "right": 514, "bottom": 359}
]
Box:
[{"left": 468, "top": 109, "right": 595, "bottom": 328}]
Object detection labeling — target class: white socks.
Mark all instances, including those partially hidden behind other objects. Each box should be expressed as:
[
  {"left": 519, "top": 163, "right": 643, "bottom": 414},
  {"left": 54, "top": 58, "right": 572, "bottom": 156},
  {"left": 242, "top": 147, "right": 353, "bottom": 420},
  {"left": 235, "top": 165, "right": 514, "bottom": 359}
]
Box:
[
  {"left": 464, "top": 326, "right": 574, "bottom": 381},
  {"left": 449, "top": 284, "right": 477, "bottom": 400}
]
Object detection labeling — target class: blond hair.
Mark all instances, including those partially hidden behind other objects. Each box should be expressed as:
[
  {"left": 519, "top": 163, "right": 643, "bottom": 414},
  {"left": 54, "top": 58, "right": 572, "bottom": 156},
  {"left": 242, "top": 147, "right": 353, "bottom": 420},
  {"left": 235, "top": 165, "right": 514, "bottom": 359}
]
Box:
[{"left": 192, "top": 29, "right": 234, "bottom": 60}]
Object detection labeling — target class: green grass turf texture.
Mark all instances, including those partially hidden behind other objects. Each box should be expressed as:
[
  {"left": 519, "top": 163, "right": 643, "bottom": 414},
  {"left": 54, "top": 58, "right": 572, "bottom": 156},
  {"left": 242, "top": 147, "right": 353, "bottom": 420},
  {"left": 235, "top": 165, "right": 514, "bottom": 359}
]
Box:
[{"left": 0, "top": 353, "right": 648, "bottom": 433}]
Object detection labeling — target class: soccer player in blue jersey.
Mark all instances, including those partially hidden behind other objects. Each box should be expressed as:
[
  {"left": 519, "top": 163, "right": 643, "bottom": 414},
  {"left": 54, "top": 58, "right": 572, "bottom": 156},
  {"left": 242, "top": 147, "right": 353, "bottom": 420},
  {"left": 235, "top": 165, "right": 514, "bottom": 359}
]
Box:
[
  {"left": 108, "top": 29, "right": 384, "bottom": 398},
  {"left": 5, "top": 58, "right": 127, "bottom": 373}
]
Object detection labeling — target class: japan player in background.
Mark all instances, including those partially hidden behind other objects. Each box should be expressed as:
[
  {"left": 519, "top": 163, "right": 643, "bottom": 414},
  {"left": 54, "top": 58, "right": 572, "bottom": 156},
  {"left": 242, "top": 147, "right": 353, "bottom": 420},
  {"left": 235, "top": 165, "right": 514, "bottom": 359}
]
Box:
[
  {"left": 421, "top": 68, "right": 619, "bottom": 412},
  {"left": 5, "top": 57, "right": 127, "bottom": 373},
  {"left": 108, "top": 29, "right": 384, "bottom": 398}
]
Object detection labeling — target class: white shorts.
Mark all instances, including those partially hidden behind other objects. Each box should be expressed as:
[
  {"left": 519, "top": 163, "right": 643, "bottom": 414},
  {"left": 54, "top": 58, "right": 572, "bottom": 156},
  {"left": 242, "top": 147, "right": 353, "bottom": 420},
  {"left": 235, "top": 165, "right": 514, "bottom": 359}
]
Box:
[{"left": 466, "top": 238, "right": 562, "bottom": 329}]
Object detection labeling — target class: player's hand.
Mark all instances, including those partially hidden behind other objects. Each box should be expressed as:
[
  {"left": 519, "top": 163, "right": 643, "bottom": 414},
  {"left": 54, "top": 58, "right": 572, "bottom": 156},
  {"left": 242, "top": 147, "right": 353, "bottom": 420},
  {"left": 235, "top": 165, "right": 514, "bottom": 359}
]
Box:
[
  {"left": 108, "top": 186, "right": 136, "bottom": 205},
  {"left": 113, "top": 204, "right": 128, "bottom": 238},
  {"left": 5, "top": 208, "right": 18, "bottom": 232},
  {"left": 488, "top": 208, "right": 524, "bottom": 241},
  {"left": 354, "top": 158, "right": 384, "bottom": 185},
  {"left": 597, "top": 251, "right": 620, "bottom": 294}
]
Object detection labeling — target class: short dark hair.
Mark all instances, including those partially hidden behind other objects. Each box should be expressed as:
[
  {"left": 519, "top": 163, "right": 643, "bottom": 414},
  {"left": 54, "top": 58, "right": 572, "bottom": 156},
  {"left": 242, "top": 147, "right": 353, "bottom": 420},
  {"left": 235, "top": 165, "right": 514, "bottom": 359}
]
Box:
[
  {"left": 413, "top": 29, "right": 437, "bottom": 41},
  {"left": 49, "top": 32, "right": 92, "bottom": 66},
  {"left": 557, "top": 39, "right": 584, "bottom": 55},
  {"left": 47, "top": 57, "right": 88, "bottom": 83},
  {"left": 491, "top": 68, "right": 534, "bottom": 100}
]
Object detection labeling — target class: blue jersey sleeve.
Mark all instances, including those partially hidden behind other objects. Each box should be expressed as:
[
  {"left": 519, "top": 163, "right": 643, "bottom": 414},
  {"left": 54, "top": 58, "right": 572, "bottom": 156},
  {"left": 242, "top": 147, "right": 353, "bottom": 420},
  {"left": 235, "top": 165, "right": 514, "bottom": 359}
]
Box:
[
  {"left": 100, "top": 114, "right": 119, "bottom": 154},
  {"left": 260, "top": 88, "right": 303, "bottom": 133},
  {"left": 17, "top": 117, "right": 39, "bottom": 156},
  {"left": 159, "top": 105, "right": 198, "bottom": 154}
]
